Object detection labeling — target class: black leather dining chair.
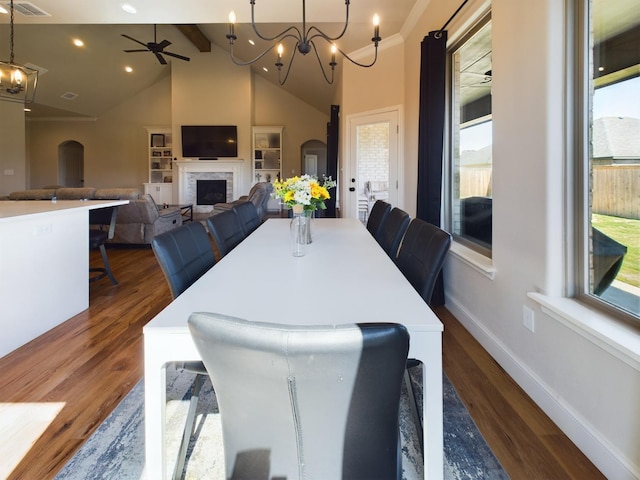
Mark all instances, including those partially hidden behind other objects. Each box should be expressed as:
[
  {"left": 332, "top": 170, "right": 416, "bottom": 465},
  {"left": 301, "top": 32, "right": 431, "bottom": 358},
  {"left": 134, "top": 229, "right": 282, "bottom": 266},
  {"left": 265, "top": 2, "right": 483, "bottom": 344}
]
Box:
[
  {"left": 150, "top": 221, "right": 216, "bottom": 480},
  {"left": 377, "top": 207, "right": 410, "bottom": 258},
  {"left": 232, "top": 201, "right": 262, "bottom": 236},
  {"left": 366, "top": 199, "right": 391, "bottom": 238},
  {"left": 89, "top": 206, "right": 119, "bottom": 285},
  {"left": 188, "top": 312, "right": 410, "bottom": 480},
  {"left": 206, "top": 209, "right": 245, "bottom": 259},
  {"left": 395, "top": 218, "right": 451, "bottom": 453}
]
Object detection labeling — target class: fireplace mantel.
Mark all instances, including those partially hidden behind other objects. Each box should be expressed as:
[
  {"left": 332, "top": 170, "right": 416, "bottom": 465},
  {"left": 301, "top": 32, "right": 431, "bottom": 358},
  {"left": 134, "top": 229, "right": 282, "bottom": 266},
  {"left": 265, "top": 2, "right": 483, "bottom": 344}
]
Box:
[{"left": 175, "top": 160, "right": 245, "bottom": 211}]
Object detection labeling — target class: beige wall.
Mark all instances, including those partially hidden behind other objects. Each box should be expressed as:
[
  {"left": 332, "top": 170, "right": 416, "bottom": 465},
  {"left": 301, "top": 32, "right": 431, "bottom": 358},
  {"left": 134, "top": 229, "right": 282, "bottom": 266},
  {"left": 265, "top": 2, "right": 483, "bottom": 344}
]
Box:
[
  {"left": 0, "top": 102, "right": 27, "bottom": 196},
  {"left": 254, "top": 75, "right": 329, "bottom": 178},
  {"left": 26, "top": 75, "right": 172, "bottom": 190}
]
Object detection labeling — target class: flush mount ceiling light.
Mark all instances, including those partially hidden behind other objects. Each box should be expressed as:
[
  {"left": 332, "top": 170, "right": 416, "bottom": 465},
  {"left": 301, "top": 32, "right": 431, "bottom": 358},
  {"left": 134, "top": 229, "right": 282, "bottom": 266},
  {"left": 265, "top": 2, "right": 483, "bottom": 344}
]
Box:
[
  {"left": 0, "top": 0, "right": 38, "bottom": 104},
  {"left": 226, "top": 0, "right": 381, "bottom": 85}
]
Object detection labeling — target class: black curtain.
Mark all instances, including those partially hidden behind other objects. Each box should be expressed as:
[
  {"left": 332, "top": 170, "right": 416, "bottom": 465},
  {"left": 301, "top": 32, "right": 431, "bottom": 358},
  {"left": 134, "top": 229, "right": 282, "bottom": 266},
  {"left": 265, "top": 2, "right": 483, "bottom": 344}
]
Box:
[
  {"left": 416, "top": 31, "right": 448, "bottom": 306},
  {"left": 325, "top": 104, "right": 339, "bottom": 218}
]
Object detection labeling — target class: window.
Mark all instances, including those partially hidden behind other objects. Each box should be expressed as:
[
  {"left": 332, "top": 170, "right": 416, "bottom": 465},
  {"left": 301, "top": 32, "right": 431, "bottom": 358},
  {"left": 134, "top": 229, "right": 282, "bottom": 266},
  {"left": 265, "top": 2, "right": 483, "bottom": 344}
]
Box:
[
  {"left": 448, "top": 17, "right": 493, "bottom": 256},
  {"left": 576, "top": 0, "right": 639, "bottom": 320}
]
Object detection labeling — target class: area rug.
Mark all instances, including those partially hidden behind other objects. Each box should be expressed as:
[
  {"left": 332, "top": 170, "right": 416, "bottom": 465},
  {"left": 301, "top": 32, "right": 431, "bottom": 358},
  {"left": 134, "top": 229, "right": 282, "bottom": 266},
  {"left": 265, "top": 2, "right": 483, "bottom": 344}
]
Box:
[{"left": 55, "top": 364, "right": 508, "bottom": 479}]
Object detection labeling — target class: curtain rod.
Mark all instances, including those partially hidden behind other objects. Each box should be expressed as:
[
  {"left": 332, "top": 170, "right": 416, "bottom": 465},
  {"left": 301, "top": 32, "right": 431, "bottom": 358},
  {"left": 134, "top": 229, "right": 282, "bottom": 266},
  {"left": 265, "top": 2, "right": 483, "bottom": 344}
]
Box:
[{"left": 438, "top": 0, "right": 470, "bottom": 33}]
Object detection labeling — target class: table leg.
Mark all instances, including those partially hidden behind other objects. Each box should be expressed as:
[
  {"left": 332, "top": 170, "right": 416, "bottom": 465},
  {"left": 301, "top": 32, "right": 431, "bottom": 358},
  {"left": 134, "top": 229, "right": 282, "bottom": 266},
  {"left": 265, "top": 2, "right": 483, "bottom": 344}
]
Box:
[
  {"left": 144, "top": 348, "right": 168, "bottom": 479},
  {"left": 416, "top": 331, "right": 444, "bottom": 480}
]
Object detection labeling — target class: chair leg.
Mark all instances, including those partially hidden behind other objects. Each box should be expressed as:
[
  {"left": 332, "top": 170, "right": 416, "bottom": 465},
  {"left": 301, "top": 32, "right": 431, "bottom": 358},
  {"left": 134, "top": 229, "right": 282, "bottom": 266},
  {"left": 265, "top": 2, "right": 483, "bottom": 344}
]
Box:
[
  {"left": 173, "top": 373, "right": 204, "bottom": 480},
  {"left": 404, "top": 368, "right": 423, "bottom": 455},
  {"left": 99, "top": 244, "right": 118, "bottom": 285}
]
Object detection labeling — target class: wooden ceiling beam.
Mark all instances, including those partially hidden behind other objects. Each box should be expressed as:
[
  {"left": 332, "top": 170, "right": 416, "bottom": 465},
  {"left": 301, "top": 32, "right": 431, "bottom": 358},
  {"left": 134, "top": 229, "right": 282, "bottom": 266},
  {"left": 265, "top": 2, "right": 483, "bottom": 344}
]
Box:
[{"left": 175, "top": 24, "right": 211, "bottom": 52}]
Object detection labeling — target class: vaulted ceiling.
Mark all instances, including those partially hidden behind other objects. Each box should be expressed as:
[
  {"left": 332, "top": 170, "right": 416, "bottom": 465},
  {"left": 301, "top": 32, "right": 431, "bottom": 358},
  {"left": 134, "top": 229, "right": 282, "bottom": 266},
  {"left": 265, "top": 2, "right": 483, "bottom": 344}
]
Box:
[{"left": 0, "top": 0, "right": 419, "bottom": 117}]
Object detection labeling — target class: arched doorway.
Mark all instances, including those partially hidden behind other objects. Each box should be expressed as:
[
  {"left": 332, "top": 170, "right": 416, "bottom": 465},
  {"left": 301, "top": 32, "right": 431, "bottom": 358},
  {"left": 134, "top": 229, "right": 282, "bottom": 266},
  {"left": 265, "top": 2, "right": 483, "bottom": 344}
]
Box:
[
  {"left": 58, "top": 140, "right": 84, "bottom": 187},
  {"left": 301, "top": 139, "right": 327, "bottom": 177}
]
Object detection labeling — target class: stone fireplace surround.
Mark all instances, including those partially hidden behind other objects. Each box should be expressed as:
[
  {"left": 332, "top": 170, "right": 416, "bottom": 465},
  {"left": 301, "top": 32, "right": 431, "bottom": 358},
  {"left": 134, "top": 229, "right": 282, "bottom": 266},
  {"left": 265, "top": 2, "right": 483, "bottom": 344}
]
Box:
[{"left": 176, "top": 160, "right": 244, "bottom": 213}]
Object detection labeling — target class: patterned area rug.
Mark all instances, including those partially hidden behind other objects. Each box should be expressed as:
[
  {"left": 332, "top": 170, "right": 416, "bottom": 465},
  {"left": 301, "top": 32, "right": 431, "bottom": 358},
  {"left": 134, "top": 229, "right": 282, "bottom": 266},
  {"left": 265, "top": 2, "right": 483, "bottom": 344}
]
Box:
[{"left": 55, "top": 364, "right": 508, "bottom": 479}]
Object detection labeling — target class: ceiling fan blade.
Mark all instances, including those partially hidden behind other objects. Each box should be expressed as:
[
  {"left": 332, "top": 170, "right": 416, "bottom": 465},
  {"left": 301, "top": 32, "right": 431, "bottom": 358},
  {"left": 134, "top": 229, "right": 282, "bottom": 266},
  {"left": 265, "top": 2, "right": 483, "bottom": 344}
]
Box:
[
  {"left": 163, "top": 51, "right": 191, "bottom": 62},
  {"left": 123, "top": 49, "right": 149, "bottom": 53},
  {"left": 155, "top": 53, "right": 168, "bottom": 65},
  {"left": 121, "top": 34, "right": 148, "bottom": 48},
  {"left": 157, "top": 39, "right": 172, "bottom": 49}
]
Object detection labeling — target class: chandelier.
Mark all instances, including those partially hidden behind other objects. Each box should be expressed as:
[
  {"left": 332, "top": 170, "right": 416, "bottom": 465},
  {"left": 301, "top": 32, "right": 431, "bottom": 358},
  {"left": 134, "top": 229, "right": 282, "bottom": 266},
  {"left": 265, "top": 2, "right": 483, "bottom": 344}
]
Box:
[
  {"left": 226, "top": 0, "right": 381, "bottom": 85},
  {"left": 0, "top": 0, "right": 38, "bottom": 104}
]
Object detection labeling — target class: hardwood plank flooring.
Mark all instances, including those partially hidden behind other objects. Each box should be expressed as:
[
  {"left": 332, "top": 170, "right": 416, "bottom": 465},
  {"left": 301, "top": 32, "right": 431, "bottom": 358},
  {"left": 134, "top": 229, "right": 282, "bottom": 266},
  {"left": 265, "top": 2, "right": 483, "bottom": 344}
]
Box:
[{"left": 0, "top": 248, "right": 604, "bottom": 479}]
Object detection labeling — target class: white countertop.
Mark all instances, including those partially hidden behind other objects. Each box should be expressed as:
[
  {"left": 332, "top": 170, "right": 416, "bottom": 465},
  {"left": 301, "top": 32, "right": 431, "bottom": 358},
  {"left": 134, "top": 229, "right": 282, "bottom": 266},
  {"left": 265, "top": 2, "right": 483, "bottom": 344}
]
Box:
[{"left": 0, "top": 199, "right": 129, "bottom": 221}]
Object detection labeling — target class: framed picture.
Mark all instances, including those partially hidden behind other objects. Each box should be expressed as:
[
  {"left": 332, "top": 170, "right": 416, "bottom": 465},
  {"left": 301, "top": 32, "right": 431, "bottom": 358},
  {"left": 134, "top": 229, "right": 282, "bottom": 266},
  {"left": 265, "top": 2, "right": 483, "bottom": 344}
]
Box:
[
  {"left": 163, "top": 150, "right": 172, "bottom": 157},
  {"left": 152, "top": 151, "right": 162, "bottom": 157},
  {"left": 163, "top": 175, "right": 173, "bottom": 183},
  {"left": 152, "top": 162, "right": 160, "bottom": 169},
  {"left": 151, "top": 134, "right": 165, "bottom": 147}
]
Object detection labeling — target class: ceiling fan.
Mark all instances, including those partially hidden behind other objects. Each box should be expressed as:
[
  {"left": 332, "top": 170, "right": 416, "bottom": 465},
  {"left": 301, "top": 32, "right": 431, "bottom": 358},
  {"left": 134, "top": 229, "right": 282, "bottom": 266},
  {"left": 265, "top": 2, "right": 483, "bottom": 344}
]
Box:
[{"left": 121, "top": 25, "right": 190, "bottom": 65}]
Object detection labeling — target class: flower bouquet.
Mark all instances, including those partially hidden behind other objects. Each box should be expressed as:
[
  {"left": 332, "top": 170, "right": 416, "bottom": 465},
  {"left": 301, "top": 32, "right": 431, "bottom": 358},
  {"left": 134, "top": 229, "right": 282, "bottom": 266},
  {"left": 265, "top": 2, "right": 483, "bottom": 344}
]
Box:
[
  {"left": 272, "top": 174, "right": 336, "bottom": 212},
  {"left": 273, "top": 175, "right": 336, "bottom": 252}
]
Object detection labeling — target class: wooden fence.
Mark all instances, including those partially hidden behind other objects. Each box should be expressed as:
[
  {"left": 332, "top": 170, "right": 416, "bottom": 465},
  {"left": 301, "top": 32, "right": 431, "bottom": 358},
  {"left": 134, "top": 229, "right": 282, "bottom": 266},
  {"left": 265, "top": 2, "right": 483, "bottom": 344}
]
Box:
[{"left": 459, "top": 164, "right": 639, "bottom": 220}]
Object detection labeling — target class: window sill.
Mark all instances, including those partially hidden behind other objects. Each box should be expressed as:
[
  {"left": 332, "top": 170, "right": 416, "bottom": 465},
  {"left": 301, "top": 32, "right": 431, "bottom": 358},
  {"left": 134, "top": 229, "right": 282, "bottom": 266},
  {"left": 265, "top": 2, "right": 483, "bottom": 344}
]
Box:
[
  {"left": 449, "top": 242, "right": 496, "bottom": 280},
  {"left": 528, "top": 292, "right": 640, "bottom": 372}
]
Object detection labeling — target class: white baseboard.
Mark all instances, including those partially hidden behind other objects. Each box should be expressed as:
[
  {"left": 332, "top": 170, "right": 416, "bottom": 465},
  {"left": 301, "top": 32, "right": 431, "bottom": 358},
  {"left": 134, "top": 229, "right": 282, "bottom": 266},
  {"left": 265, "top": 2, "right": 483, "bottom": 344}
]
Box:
[{"left": 445, "top": 295, "right": 639, "bottom": 480}]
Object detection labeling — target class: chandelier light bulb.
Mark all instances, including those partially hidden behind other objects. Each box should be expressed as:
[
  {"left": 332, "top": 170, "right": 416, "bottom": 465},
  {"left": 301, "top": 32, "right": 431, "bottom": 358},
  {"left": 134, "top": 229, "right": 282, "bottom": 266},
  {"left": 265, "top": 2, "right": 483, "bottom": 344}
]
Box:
[{"left": 228, "top": 11, "right": 236, "bottom": 24}]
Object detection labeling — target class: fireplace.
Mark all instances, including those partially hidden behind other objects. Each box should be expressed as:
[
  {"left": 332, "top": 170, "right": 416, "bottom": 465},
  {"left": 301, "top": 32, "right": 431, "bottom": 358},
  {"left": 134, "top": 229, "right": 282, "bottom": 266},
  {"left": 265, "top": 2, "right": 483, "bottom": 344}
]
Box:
[
  {"left": 197, "top": 180, "right": 227, "bottom": 205},
  {"left": 175, "top": 159, "right": 244, "bottom": 213}
]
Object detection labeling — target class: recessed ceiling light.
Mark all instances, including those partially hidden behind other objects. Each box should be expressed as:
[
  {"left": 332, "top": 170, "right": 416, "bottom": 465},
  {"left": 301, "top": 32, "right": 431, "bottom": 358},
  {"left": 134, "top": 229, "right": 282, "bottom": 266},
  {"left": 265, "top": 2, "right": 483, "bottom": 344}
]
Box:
[
  {"left": 73, "top": 38, "right": 84, "bottom": 47},
  {"left": 121, "top": 3, "right": 136, "bottom": 14},
  {"left": 24, "top": 107, "right": 31, "bottom": 112},
  {"left": 262, "top": 67, "right": 268, "bottom": 72},
  {"left": 125, "top": 66, "right": 133, "bottom": 73},
  {"left": 0, "top": 6, "right": 8, "bottom": 14},
  {"left": 249, "top": 39, "right": 255, "bottom": 46}
]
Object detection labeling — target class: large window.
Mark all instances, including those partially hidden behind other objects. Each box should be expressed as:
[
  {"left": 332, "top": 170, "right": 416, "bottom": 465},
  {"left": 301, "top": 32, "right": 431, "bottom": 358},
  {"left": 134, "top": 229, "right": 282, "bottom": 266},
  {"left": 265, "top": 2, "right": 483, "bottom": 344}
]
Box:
[
  {"left": 577, "top": 0, "right": 639, "bottom": 320},
  {"left": 449, "top": 17, "right": 493, "bottom": 256}
]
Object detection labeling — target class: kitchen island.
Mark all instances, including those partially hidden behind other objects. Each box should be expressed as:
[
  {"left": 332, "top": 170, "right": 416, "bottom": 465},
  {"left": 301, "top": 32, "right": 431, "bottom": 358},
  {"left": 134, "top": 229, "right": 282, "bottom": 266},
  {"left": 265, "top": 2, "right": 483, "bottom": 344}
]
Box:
[{"left": 0, "top": 199, "right": 128, "bottom": 358}]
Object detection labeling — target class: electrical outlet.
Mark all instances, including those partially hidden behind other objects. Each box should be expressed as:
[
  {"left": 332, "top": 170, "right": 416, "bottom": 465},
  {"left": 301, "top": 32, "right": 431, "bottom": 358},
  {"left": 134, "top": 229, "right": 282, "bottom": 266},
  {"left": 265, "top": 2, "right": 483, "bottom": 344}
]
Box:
[{"left": 523, "top": 306, "right": 535, "bottom": 333}]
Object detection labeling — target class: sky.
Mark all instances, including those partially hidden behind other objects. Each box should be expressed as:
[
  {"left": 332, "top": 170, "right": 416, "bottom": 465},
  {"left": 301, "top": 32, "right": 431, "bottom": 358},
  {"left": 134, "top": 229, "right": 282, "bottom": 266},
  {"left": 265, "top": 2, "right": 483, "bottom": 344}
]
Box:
[{"left": 460, "top": 76, "right": 640, "bottom": 152}]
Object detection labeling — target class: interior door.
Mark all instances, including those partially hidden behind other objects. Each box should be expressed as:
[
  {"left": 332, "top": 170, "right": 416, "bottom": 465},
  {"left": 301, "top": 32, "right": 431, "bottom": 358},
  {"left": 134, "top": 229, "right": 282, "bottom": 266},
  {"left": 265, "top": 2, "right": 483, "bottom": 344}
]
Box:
[
  {"left": 58, "top": 140, "right": 84, "bottom": 187},
  {"left": 346, "top": 108, "right": 400, "bottom": 221}
]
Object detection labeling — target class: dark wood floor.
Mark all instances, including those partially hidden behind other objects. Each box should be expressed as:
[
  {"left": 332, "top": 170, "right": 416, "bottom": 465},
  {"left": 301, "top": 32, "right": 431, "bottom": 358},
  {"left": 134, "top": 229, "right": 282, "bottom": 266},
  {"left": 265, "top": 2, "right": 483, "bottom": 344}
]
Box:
[{"left": 0, "top": 247, "right": 604, "bottom": 479}]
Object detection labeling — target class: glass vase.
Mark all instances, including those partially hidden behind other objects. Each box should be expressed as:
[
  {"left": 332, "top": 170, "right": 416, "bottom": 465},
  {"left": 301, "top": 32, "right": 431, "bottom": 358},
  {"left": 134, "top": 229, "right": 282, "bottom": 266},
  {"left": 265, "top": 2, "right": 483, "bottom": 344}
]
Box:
[
  {"left": 290, "top": 205, "right": 308, "bottom": 257},
  {"left": 303, "top": 209, "right": 314, "bottom": 244}
]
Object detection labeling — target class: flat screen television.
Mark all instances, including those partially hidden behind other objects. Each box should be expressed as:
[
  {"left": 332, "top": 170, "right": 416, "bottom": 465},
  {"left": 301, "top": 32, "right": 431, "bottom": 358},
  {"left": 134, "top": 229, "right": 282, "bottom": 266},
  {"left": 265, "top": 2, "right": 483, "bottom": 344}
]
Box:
[{"left": 181, "top": 125, "right": 238, "bottom": 159}]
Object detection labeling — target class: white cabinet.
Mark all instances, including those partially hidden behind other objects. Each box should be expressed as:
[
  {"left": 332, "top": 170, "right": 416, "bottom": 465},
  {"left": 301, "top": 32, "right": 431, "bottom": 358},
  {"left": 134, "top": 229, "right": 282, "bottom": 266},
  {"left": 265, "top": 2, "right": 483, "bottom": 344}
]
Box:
[
  {"left": 144, "top": 183, "right": 173, "bottom": 205},
  {"left": 252, "top": 126, "right": 283, "bottom": 211},
  {"left": 145, "top": 127, "right": 174, "bottom": 204}
]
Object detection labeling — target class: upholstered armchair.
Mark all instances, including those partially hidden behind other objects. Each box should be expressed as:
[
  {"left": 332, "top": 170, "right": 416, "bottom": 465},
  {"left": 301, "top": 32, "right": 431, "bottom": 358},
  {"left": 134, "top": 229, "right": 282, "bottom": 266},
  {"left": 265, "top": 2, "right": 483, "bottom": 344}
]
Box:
[
  {"left": 110, "top": 194, "right": 182, "bottom": 245},
  {"left": 212, "top": 182, "right": 274, "bottom": 221}
]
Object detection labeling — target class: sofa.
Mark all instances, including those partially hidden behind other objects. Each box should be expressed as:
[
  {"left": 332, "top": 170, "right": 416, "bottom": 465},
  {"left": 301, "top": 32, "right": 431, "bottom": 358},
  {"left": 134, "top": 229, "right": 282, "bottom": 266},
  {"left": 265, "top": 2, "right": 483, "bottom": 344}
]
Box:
[
  {"left": 7, "top": 187, "right": 182, "bottom": 245},
  {"left": 212, "top": 182, "right": 274, "bottom": 221}
]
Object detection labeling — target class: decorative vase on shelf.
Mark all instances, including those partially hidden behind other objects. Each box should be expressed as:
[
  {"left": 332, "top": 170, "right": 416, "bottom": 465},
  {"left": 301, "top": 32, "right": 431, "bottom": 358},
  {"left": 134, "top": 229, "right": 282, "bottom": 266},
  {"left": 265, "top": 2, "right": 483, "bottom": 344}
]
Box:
[{"left": 290, "top": 204, "right": 308, "bottom": 257}]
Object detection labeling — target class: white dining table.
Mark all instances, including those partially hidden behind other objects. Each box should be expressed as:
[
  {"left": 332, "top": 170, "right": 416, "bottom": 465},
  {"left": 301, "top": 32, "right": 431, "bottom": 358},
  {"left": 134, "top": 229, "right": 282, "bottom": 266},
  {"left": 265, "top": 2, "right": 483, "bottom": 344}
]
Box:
[{"left": 143, "top": 217, "right": 444, "bottom": 479}]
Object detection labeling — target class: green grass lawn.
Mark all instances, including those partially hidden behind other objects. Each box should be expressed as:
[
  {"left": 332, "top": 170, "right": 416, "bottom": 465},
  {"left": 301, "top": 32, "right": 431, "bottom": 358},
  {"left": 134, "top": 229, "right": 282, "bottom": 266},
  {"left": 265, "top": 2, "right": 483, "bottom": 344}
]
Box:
[{"left": 592, "top": 214, "right": 640, "bottom": 288}]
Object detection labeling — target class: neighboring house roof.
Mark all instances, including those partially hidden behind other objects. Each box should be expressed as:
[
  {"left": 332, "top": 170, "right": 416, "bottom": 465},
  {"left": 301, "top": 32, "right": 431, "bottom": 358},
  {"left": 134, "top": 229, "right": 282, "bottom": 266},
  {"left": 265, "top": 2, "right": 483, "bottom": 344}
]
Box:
[{"left": 593, "top": 116, "right": 640, "bottom": 160}]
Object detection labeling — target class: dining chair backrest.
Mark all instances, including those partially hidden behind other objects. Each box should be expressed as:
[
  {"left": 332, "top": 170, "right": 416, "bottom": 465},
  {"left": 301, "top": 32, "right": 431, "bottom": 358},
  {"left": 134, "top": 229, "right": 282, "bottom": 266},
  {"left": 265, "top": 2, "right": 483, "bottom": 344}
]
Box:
[
  {"left": 377, "top": 207, "right": 410, "bottom": 258},
  {"left": 188, "top": 312, "right": 409, "bottom": 480},
  {"left": 366, "top": 200, "right": 391, "bottom": 238},
  {"left": 206, "top": 210, "right": 245, "bottom": 259},
  {"left": 232, "top": 201, "right": 261, "bottom": 236},
  {"left": 151, "top": 221, "right": 215, "bottom": 299},
  {"left": 395, "top": 218, "right": 452, "bottom": 305}
]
